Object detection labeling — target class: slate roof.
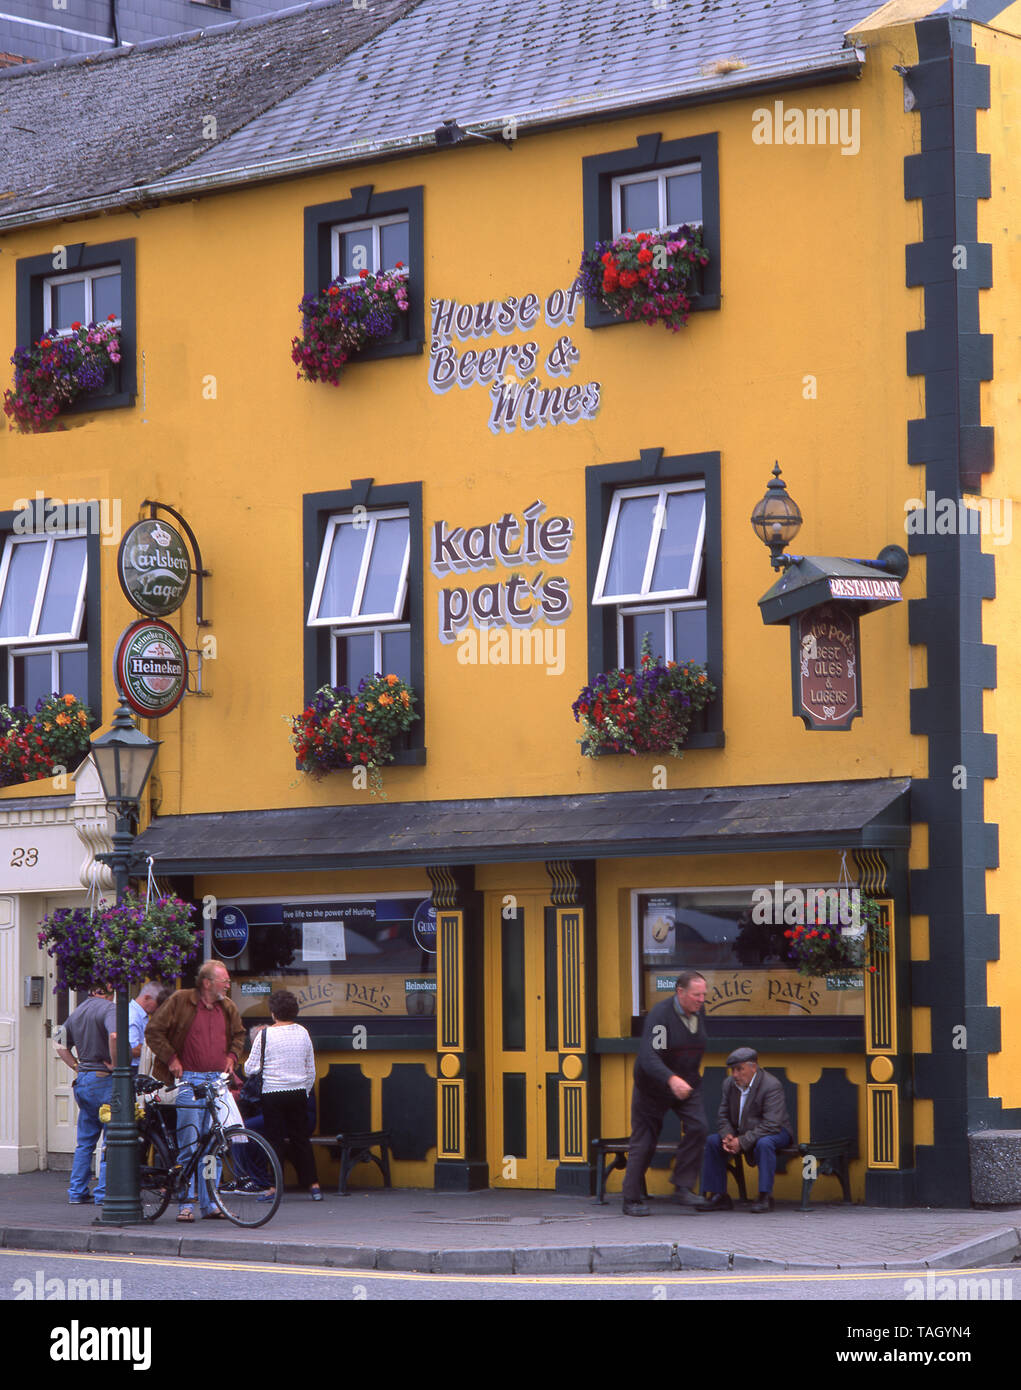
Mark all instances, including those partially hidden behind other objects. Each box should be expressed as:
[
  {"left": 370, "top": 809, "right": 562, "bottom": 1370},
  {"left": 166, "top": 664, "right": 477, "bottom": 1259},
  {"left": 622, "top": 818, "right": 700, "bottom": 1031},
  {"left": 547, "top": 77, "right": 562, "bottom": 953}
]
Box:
[
  {"left": 0, "top": 0, "right": 422, "bottom": 219},
  {"left": 132, "top": 779, "right": 911, "bottom": 873},
  {"left": 0, "top": 0, "right": 875, "bottom": 226},
  {"left": 164, "top": 0, "right": 873, "bottom": 190}
]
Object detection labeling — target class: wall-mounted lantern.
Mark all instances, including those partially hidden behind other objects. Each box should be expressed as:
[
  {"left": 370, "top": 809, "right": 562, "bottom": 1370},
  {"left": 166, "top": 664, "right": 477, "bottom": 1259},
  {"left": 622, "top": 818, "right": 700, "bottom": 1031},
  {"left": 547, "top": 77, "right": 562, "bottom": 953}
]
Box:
[
  {"left": 750, "top": 462, "right": 803, "bottom": 570},
  {"left": 752, "top": 464, "right": 909, "bottom": 731}
]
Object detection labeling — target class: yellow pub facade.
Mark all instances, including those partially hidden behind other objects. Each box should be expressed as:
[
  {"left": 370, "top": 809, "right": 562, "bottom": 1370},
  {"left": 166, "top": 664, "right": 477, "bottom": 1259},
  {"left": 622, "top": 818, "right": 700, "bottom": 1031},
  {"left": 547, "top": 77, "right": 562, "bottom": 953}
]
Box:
[{"left": 2, "top": 0, "right": 1020, "bottom": 1207}]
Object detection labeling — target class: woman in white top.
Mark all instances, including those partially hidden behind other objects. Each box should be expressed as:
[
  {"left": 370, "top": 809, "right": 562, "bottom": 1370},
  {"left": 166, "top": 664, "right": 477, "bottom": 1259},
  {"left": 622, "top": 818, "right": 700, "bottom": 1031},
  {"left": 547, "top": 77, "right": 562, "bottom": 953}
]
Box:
[{"left": 244, "top": 990, "right": 321, "bottom": 1201}]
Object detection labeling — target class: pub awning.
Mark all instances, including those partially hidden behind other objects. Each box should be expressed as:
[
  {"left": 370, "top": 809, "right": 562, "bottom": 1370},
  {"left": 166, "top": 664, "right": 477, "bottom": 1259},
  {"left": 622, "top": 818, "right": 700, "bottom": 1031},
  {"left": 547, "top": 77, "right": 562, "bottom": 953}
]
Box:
[{"left": 132, "top": 777, "right": 911, "bottom": 875}]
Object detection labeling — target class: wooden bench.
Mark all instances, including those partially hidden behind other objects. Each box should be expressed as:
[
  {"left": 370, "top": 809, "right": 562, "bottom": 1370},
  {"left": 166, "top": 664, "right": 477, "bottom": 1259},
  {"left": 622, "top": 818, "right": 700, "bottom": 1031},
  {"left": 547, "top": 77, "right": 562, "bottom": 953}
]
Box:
[
  {"left": 592, "top": 1135, "right": 853, "bottom": 1209},
  {"left": 310, "top": 1131, "right": 393, "bottom": 1195}
]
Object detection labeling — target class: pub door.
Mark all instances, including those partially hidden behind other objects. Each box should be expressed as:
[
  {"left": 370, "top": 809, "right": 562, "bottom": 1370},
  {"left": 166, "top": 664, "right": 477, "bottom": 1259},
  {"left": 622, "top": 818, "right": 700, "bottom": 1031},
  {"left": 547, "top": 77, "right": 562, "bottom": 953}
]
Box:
[{"left": 483, "top": 892, "right": 559, "bottom": 1189}]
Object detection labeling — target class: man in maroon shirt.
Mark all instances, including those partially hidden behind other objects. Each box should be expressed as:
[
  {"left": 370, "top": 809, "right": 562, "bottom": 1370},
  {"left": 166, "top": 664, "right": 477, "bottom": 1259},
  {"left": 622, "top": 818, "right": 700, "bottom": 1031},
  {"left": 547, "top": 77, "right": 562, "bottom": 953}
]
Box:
[{"left": 145, "top": 960, "right": 247, "bottom": 1222}]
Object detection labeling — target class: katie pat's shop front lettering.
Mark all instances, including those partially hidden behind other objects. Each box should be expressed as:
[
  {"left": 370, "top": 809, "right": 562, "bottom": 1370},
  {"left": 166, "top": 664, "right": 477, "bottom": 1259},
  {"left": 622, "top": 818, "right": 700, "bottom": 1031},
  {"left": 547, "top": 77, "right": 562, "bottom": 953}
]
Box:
[
  {"left": 429, "top": 287, "right": 601, "bottom": 433},
  {"left": 703, "top": 973, "right": 821, "bottom": 1014},
  {"left": 296, "top": 980, "right": 393, "bottom": 1013},
  {"left": 432, "top": 500, "right": 573, "bottom": 641}
]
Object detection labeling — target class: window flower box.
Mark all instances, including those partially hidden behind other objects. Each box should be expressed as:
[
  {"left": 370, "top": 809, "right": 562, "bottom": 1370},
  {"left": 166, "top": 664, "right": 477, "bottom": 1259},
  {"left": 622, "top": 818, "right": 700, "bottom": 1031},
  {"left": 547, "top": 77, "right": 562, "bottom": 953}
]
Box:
[
  {"left": 576, "top": 226, "right": 710, "bottom": 332},
  {"left": 289, "top": 674, "right": 419, "bottom": 784},
  {"left": 0, "top": 693, "right": 93, "bottom": 787},
  {"left": 3, "top": 319, "right": 121, "bottom": 433},
  {"left": 292, "top": 268, "right": 409, "bottom": 385},
  {"left": 572, "top": 644, "right": 716, "bottom": 758},
  {"left": 38, "top": 890, "right": 200, "bottom": 993}
]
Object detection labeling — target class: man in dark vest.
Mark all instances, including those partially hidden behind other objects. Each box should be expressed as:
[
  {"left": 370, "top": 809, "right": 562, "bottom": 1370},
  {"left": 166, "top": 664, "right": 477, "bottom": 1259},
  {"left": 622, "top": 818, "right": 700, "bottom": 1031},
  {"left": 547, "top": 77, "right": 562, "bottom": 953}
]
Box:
[{"left": 622, "top": 970, "right": 710, "bottom": 1215}]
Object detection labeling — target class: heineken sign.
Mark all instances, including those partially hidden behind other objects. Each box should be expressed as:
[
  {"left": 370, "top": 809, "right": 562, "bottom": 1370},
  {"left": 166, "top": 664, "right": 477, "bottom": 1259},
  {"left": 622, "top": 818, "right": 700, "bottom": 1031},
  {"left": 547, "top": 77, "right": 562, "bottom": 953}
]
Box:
[
  {"left": 114, "top": 619, "right": 189, "bottom": 718},
  {"left": 118, "top": 518, "right": 191, "bottom": 617}
]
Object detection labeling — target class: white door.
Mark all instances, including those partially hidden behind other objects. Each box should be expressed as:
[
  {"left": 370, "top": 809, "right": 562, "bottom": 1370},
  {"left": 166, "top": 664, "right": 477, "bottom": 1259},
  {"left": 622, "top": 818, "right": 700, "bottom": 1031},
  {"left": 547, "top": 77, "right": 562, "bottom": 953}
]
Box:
[{"left": 44, "top": 897, "right": 78, "bottom": 1158}]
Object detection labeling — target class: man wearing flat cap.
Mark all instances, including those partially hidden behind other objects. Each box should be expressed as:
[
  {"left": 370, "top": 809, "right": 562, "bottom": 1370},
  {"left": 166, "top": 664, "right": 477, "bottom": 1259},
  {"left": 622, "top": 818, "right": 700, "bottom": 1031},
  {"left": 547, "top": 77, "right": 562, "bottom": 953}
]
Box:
[{"left": 700, "top": 1047, "right": 792, "bottom": 1213}]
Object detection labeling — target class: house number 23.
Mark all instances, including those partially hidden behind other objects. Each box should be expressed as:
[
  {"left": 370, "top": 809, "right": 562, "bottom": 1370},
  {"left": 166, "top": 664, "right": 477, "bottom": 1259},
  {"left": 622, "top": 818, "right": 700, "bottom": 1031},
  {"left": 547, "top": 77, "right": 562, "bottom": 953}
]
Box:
[{"left": 10, "top": 847, "right": 39, "bottom": 867}]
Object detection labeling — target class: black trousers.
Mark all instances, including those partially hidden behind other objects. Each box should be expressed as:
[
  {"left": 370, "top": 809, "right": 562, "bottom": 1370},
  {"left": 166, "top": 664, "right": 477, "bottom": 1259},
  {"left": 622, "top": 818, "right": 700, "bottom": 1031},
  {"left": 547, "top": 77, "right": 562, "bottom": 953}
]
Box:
[
  {"left": 622, "top": 1085, "right": 708, "bottom": 1201},
  {"left": 261, "top": 1089, "right": 318, "bottom": 1190}
]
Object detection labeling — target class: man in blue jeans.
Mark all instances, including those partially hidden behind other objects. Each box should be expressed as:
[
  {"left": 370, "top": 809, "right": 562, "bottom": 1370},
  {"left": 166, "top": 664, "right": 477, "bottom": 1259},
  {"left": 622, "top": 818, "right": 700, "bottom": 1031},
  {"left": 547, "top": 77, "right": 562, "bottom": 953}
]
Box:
[
  {"left": 145, "top": 960, "right": 246, "bottom": 1221},
  {"left": 56, "top": 987, "right": 117, "bottom": 1206},
  {"left": 700, "top": 1047, "right": 793, "bottom": 1213}
]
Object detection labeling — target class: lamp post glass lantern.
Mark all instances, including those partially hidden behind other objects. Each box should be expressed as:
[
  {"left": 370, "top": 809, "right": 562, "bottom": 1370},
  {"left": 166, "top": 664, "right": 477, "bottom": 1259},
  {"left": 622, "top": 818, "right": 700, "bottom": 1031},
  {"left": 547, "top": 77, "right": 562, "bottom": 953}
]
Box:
[
  {"left": 751, "top": 461, "right": 803, "bottom": 570},
  {"left": 91, "top": 693, "right": 161, "bottom": 1225}
]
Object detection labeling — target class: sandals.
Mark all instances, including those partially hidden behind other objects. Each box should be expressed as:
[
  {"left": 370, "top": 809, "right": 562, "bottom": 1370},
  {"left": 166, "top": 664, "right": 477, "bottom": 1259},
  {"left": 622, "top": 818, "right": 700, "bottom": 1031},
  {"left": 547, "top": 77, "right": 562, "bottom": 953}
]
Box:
[{"left": 176, "top": 1207, "right": 195, "bottom": 1223}]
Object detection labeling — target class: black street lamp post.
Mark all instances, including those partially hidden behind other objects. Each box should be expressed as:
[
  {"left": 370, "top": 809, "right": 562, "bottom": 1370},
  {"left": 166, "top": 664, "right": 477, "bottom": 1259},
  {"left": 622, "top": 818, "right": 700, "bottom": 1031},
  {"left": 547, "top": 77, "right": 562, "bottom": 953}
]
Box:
[{"left": 90, "top": 695, "right": 161, "bottom": 1226}]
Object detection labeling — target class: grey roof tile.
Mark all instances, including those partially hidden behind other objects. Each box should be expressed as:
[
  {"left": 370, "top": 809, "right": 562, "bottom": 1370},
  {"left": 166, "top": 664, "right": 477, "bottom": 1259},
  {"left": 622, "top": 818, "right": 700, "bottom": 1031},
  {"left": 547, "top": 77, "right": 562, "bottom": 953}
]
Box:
[
  {"left": 1, "top": 0, "right": 878, "bottom": 222},
  {"left": 0, "top": 0, "right": 422, "bottom": 217},
  {"left": 147, "top": 0, "right": 876, "bottom": 187}
]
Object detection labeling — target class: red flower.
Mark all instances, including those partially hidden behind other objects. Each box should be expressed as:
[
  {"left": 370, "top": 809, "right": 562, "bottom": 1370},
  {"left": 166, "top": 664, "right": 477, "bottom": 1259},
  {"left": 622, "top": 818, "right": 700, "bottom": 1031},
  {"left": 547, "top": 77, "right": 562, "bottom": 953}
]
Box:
[
  {"left": 637, "top": 248, "right": 653, "bottom": 265},
  {"left": 358, "top": 269, "right": 369, "bottom": 279},
  {"left": 71, "top": 321, "right": 81, "bottom": 330}
]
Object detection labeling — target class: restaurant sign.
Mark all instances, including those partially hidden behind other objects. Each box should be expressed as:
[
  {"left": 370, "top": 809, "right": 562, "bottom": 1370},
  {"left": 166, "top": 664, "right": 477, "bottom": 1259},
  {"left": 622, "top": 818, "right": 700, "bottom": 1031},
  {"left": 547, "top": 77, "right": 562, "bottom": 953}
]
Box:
[
  {"left": 117, "top": 518, "right": 191, "bottom": 618},
  {"left": 791, "top": 602, "right": 862, "bottom": 731},
  {"left": 113, "top": 619, "right": 189, "bottom": 718},
  {"left": 828, "top": 576, "right": 902, "bottom": 603}
]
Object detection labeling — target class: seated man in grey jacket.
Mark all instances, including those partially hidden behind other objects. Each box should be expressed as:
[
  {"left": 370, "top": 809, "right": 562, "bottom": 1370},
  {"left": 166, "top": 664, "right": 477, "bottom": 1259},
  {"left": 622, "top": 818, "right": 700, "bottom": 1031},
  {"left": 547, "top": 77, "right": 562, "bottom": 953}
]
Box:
[{"left": 701, "top": 1047, "right": 792, "bottom": 1213}]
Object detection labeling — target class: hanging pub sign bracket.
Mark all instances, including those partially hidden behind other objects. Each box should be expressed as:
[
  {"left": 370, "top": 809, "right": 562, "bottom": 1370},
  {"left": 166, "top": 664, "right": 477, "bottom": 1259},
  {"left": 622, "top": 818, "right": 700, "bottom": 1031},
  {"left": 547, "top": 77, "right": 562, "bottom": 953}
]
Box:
[
  {"left": 140, "top": 499, "right": 212, "bottom": 628},
  {"left": 758, "top": 547, "right": 908, "bottom": 733}
]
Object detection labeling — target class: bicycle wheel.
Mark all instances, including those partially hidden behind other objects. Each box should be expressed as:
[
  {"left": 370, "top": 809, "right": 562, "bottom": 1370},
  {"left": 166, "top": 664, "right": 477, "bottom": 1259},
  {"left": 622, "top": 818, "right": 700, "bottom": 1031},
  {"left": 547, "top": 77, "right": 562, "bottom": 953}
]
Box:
[
  {"left": 138, "top": 1133, "right": 174, "bottom": 1223},
  {"left": 205, "top": 1126, "right": 282, "bottom": 1228}
]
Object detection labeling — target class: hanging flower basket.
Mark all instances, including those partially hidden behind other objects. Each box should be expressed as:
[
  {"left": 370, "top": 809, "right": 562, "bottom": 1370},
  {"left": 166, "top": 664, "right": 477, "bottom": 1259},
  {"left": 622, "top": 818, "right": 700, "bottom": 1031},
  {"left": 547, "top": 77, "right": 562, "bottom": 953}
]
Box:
[
  {"left": 0, "top": 693, "right": 93, "bottom": 788},
  {"left": 572, "top": 641, "right": 716, "bottom": 758},
  {"left": 3, "top": 319, "right": 121, "bottom": 433},
  {"left": 784, "top": 896, "right": 889, "bottom": 979},
  {"left": 291, "top": 268, "right": 409, "bottom": 385},
  {"left": 289, "top": 674, "right": 419, "bottom": 777},
  {"left": 37, "top": 890, "right": 200, "bottom": 993},
  {"left": 577, "top": 225, "right": 710, "bottom": 331}
]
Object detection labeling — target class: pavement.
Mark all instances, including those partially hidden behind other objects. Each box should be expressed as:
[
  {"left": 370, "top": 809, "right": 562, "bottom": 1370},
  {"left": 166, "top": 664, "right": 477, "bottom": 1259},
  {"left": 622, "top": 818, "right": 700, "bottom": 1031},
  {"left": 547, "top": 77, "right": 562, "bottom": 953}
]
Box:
[{"left": 2, "top": 1170, "right": 1021, "bottom": 1275}]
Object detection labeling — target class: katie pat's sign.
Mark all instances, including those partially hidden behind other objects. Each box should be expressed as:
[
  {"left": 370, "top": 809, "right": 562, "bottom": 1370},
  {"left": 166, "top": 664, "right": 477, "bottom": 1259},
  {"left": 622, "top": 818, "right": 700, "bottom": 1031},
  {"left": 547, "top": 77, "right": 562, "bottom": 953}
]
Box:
[
  {"left": 113, "top": 619, "right": 188, "bottom": 718},
  {"left": 432, "top": 498, "right": 572, "bottom": 641},
  {"left": 793, "top": 603, "right": 862, "bottom": 731},
  {"left": 648, "top": 970, "right": 864, "bottom": 1017},
  {"left": 429, "top": 286, "right": 601, "bottom": 433},
  {"left": 118, "top": 518, "right": 191, "bottom": 617}
]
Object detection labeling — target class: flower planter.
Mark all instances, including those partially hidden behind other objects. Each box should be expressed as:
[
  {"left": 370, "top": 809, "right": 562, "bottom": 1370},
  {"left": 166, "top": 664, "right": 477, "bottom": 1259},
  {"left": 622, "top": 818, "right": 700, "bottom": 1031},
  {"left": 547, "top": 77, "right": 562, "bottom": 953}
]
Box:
[
  {"left": 289, "top": 675, "right": 419, "bottom": 786},
  {"left": 3, "top": 319, "right": 122, "bottom": 433},
  {"left": 38, "top": 890, "right": 200, "bottom": 993},
  {"left": 292, "top": 268, "right": 410, "bottom": 385},
  {"left": 577, "top": 225, "right": 710, "bottom": 332},
  {"left": 572, "top": 647, "right": 716, "bottom": 759},
  {"left": 0, "top": 695, "right": 93, "bottom": 789}
]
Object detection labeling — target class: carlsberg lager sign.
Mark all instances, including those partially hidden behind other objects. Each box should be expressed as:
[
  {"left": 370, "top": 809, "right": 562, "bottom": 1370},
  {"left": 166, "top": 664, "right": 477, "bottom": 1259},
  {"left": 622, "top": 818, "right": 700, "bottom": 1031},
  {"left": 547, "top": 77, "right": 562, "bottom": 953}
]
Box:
[{"left": 118, "top": 518, "right": 191, "bottom": 618}]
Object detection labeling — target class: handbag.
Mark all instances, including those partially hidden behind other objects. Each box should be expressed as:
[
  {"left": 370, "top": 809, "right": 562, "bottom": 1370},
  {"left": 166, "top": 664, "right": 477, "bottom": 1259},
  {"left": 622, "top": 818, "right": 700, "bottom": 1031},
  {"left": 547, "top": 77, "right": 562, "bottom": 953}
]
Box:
[{"left": 239, "top": 1028, "right": 266, "bottom": 1107}]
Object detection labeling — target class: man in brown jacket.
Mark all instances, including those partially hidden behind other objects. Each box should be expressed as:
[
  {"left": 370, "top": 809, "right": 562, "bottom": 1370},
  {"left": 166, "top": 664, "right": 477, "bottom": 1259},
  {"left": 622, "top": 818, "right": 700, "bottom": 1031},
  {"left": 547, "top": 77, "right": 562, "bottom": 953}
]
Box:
[{"left": 145, "top": 960, "right": 247, "bottom": 1221}]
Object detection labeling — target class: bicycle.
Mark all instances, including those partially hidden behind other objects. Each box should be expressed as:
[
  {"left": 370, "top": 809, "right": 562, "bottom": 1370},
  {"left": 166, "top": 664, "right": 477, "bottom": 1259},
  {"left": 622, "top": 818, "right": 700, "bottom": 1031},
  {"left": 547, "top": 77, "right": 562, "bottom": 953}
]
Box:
[{"left": 135, "top": 1072, "right": 283, "bottom": 1228}]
